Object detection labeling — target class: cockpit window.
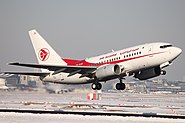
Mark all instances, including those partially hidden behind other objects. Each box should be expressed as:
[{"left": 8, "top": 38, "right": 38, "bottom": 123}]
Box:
[{"left": 160, "top": 45, "right": 172, "bottom": 49}]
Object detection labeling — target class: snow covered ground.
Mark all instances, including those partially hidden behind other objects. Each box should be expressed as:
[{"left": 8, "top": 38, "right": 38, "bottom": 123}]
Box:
[
  {"left": 0, "top": 90, "right": 185, "bottom": 122},
  {"left": 0, "top": 112, "right": 185, "bottom": 123}
]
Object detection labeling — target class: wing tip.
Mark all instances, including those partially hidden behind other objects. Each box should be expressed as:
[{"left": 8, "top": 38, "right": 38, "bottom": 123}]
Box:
[{"left": 8, "top": 62, "right": 20, "bottom": 65}]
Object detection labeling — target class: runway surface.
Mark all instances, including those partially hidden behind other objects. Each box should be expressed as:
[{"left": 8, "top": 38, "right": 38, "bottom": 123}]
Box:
[{"left": 0, "top": 90, "right": 185, "bottom": 123}]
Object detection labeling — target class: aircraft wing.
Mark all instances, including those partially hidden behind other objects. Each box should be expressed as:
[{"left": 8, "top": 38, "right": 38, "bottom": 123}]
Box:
[
  {"left": 8, "top": 62, "right": 97, "bottom": 77},
  {"left": 3, "top": 71, "right": 50, "bottom": 77}
]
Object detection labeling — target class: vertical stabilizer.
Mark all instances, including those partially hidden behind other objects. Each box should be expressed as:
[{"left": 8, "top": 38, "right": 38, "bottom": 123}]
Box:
[{"left": 29, "top": 30, "right": 67, "bottom": 66}]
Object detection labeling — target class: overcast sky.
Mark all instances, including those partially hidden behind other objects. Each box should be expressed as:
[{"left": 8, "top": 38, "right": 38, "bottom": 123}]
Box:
[{"left": 0, "top": 0, "right": 185, "bottom": 81}]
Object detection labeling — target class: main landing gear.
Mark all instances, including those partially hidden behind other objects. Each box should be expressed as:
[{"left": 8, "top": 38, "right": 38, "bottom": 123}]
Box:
[
  {"left": 91, "top": 78, "right": 126, "bottom": 90},
  {"left": 91, "top": 82, "right": 102, "bottom": 90},
  {"left": 115, "top": 78, "right": 126, "bottom": 90}
]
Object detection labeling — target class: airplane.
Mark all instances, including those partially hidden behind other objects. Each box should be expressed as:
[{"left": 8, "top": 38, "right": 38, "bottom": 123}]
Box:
[{"left": 4, "top": 29, "right": 182, "bottom": 90}]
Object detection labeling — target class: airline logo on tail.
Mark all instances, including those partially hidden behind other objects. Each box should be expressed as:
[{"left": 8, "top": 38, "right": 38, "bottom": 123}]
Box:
[{"left": 39, "top": 48, "right": 50, "bottom": 61}]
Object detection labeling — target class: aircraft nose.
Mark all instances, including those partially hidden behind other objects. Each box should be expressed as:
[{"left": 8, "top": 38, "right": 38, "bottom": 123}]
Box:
[
  {"left": 169, "top": 47, "right": 182, "bottom": 62},
  {"left": 171, "top": 47, "right": 182, "bottom": 60},
  {"left": 175, "top": 47, "right": 182, "bottom": 56}
]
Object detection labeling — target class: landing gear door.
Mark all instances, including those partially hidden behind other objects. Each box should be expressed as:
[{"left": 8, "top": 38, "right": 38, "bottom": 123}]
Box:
[{"left": 148, "top": 45, "right": 153, "bottom": 57}]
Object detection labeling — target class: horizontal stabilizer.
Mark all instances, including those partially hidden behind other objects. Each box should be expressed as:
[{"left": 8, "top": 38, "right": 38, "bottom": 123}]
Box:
[{"left": 0, "top": 73, "right": 14, "bottom": 78}]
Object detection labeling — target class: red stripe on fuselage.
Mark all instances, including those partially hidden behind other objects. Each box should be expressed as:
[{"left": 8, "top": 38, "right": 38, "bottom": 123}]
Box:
[
  {"left": 63, "top": 52, "right": 165, "bottom": 67},
  {"left": 62, "top": 58, "right": 81, "bottom": 65}
]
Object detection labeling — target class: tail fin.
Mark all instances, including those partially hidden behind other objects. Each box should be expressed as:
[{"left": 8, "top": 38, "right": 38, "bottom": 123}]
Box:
[{"left": 29, "top": 29, "right": 67, "bottom": 66}]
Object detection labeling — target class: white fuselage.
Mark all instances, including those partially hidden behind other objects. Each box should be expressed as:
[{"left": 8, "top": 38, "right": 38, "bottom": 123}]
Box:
[{"left": 42, "top": 42, "right": 182, "bottom": 84}]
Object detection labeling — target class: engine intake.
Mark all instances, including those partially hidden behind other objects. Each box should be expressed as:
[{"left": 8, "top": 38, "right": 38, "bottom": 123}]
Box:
[{"left": 95, "top": 64, "right": 121, "bottom": 79}]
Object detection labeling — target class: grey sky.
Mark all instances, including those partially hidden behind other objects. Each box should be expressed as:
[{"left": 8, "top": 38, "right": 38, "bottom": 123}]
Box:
[{"left": 0, "top": 0, "right": 185, "bottom": 81}]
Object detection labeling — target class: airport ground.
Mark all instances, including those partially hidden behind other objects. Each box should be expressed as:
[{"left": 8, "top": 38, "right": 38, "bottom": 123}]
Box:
[{"left": 0, "top": 90, "right": 185, "bottom": 123}]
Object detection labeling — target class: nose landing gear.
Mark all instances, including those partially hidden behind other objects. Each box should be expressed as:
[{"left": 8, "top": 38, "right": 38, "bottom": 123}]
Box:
[
  {"left": 161, "top": 70, "right": 166, "bottom": 75},
  {"left": 115, "top": 78, "right": 126, "bottom": 90},
  {"left": 115, "top": 83, "right": 126, "bottom": 90}
]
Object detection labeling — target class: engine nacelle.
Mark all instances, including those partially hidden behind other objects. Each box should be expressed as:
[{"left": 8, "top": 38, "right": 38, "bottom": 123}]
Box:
[
  {"left": 95, "top": 64, "right": 121, "bottom": 79},
  {"left": 134, "top": 66, "right": 161, "bottom": 80}
]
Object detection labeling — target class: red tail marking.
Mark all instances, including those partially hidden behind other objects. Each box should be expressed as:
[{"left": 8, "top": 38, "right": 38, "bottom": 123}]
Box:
[{"left": 39, "top": 48, "right": 50, "bottom": 61}]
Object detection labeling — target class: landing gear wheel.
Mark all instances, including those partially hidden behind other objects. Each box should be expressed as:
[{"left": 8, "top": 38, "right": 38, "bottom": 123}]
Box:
[
  {"left": 91, "top": 83, "right": 102, "bottom": 90},
  {"left": 96, "top": 83, "right": 102, "bottom": 90},
  {"left": 91, "top": 83, "right": 97, "bottom": 90},
  {"left": 161, "top": 70, "right": 166, "bottom": 75},
  {"left": 116, "top": 83, "right": 126, "bottom": 90}
]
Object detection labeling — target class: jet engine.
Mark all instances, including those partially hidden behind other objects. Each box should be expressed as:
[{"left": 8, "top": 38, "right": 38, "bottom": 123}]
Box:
[
  {"left": 95, "top": 64, "right": 121, "bottom": 80},
  {"left": 134, "top": 66, "right": 161, "bottom": 80}
]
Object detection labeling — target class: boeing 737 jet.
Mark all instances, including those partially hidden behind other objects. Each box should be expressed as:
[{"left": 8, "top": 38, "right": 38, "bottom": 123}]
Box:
[{"left": 4, "top": 30, "right": 182, "bottom": 90}]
